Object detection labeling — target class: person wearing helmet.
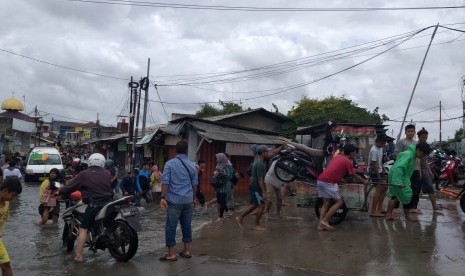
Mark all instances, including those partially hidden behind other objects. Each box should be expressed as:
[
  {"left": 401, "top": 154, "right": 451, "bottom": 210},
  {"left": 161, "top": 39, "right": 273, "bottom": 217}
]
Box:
[{"left": 57, "top": 153, "right": 113, "bottom": 263}]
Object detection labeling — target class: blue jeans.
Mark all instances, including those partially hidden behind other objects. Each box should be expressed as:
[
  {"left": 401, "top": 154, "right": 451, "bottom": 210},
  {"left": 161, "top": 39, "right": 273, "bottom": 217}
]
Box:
[{"left": 165, "top": 202, "right": 193, "bottom": 248}]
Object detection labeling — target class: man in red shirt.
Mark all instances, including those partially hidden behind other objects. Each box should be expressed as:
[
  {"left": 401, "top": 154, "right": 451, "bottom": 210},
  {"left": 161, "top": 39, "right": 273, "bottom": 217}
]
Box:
[{"left": 317, "top": 144, "right": 368, "bottom": 230}]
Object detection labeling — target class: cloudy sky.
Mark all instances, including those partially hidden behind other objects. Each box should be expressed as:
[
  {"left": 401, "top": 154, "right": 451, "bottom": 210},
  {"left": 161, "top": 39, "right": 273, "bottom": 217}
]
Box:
[{"left": 1, "top": 0, "right": 465, "bottom": 142}]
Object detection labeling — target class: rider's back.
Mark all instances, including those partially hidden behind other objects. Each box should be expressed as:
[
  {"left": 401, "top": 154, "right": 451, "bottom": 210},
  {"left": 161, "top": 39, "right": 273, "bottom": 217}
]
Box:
[{"left": 65, "top": 166, "right": 113, "bottom": 202}]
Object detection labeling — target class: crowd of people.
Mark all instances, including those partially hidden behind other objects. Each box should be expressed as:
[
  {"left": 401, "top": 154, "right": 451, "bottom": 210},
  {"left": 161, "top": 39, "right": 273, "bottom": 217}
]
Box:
[{"left": 0, "top": 121, "right": 453, "bottom": 270}]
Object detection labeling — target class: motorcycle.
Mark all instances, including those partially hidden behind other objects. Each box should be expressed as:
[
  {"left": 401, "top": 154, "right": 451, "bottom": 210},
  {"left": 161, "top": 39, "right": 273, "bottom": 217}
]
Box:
[
  {"left": 62, "top": 195, "right": 141, "bottom": 262},
  {"left": 273, "top": 142, "right": 367, "bottom": 225},
  {"left": 435, "top": 155, "right": 465, "bottom": 191},
  {"left": 273, "top": 143, "right": 325, "bottom": 183}
]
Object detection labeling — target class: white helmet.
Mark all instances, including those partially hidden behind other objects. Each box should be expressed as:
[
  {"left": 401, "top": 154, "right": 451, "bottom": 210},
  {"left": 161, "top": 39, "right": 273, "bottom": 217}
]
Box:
[{"left": 88, "top": 153, "right": 106, "bottom": 168}]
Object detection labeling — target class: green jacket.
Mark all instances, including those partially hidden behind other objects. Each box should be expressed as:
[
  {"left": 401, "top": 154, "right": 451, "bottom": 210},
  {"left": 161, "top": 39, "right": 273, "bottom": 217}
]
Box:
[{"left": 388, "top": 144, "right": 416, "bottom": 204}]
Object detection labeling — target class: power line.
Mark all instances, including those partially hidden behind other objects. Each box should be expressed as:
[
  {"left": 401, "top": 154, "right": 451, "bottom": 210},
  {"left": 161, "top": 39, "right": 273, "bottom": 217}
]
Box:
[
  {"left": 0, "top": 48, "right": 128, "bottom": 81},
  {"left": 60, "top": 0, "right": 465, "bottom": 12},
  {"left": 178, "top": 36, "right": 465, "bottom": 95},
  {"left": 155, "top": 26, "right": 465, "bottom": 87},
  {"left": 388, "top": 116, "right": 463, "bottom": 123},
  {"left": 152, "top": 26, "right": 429, "bottom": 105},
  {"left": 37, "top": 109, "right": 91, "bottom": 123},
  {"left": 154, "top": 85, "right": 170, "bottom": 121}
]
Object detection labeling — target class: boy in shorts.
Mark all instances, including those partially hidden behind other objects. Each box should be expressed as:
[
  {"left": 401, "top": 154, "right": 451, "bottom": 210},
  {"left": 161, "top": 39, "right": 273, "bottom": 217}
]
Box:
[
  {"left": 385, "top": 142, "right": 432, "bottom": 221},
  {"left": 316, "top": 144, "right": 368, "bottom": 230},
  {"left": 0, "top": 177, "right": 23, "bottom": 276}
]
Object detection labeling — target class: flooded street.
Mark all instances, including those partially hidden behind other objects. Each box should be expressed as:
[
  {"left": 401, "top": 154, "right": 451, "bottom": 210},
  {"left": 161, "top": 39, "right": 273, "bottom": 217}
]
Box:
[
  {"left": 4, "top": 183, "right": 214, "bottom": 276},
  {"left": 4, "top": 182, "right": 465, "bottom": 275}
]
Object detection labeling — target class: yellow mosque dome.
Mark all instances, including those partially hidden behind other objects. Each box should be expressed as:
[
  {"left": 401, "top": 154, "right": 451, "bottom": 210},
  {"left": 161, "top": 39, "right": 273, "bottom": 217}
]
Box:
[{"left": 1, "top": 97, "right": 24, "bottom": 111}]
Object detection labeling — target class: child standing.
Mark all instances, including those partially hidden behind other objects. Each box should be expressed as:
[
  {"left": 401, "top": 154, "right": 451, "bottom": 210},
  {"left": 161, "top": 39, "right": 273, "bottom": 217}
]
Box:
[{"left": 0, "top": 177, "right": 23, "bottom": 276}]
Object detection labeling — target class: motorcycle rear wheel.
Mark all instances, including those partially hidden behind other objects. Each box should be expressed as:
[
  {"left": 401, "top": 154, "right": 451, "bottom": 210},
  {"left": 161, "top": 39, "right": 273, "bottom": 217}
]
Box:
[
  {"left": 274, "top": 158, "right": 298, "bottom": 183},
  {"left": 62, "top": 223, "right": 76, "bottom": 252},
  {"left": 108, "top": 220, "right": 139, "bottom": 262},
  {"left": 314, "top": 198, "right": 348, "bottom": 225}
]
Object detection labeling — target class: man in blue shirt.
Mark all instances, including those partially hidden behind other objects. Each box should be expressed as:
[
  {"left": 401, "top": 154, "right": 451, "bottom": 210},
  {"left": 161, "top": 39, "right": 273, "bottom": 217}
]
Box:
[{"left": 159, "top": 141, "right": 198, "bottom": 261}]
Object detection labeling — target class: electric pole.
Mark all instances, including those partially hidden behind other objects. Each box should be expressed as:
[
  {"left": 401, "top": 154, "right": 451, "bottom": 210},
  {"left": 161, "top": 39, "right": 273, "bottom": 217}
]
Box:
[
  {"left": 397, "top": 24, "right": 439, "bottom": 142},
  {"left": 128, "top": 77, "right": 139, "bottom": 170},
  {"left": 439, "top": 101, "right": 442, "bottom": 149},
  {"left": 142, "top": 58, "right": 150, "bottom": 137}
]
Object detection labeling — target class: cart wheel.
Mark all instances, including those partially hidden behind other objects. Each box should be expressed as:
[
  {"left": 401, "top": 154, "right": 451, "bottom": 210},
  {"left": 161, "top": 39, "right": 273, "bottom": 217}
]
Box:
[
  {"left": 314, "top": 197, "right": 348, "bottom": 225},
  {"left": 435, "top": 179, "right": 448, "bottom": 191},
  {"left": 460, "top": 196, "right": 465, "bottom": 214}
]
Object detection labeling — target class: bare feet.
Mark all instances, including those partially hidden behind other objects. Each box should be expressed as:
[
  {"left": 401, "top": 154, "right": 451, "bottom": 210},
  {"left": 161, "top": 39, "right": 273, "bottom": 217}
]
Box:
[
  {"left": 385, "top": 214, "right": 399, "bottom": 221},
  {"left": 409, "top": 209, "right": 422, "bottom": 214},
  {"left": 317, "top": 222, "right": 333, "bottom": 231},
  {"left": 264, "top": 213, "right": 275, "bottom": 220},
  {"left": 252, "top": 225, "right": 266, "bottom": 231},
  {"left": 282, "top": 202, "right": 290, "bottom": 206},
  {"left": 369, "top": 213, "right": 385, "bottom": 218},
  {"left": 235, "top": 216, "right": 243, "bottom": 229},
  {"left": 214, "top": 217, "right": 223, "bottom": 223},
  {"left": 319, "top": 221, "right": 333, "bottom": 229}
]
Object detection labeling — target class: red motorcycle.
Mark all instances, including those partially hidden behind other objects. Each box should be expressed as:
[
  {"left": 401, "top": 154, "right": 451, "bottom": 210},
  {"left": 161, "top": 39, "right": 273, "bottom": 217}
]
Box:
[{"left": 435, "top": 155, "right": 465, "bottom": 190}]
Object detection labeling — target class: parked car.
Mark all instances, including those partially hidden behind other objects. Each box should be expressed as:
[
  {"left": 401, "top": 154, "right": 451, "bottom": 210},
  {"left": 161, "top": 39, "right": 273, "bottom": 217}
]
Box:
[{"left": 24, "top": 147, "right": 64, "bottom": 183}]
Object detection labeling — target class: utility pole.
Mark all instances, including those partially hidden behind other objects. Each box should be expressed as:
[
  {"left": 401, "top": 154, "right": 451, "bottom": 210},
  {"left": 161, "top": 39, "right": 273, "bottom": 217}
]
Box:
[
  {"left": 397, "top": 24, "right": 439, "bottom": 142},
  {"left": 33, "top": 106, "right": 40, "bottom": 147},
  {"left": 96, "top": 113, "right": 101, "bottom": 138},
  {"left": 142, "top": 58, "right": 150, "bottom": 137},
  {"left": 461, "top": 76, "right": 465, "bottom": 140},
  {"left": 128, "top": 77, "right": 139, "bottom": 170},
  {"left": 133, "top": 78, "right": 143, "bottom": 167},
  {"left": 439, "top": 101, "right": 442, "bottom": 148}
]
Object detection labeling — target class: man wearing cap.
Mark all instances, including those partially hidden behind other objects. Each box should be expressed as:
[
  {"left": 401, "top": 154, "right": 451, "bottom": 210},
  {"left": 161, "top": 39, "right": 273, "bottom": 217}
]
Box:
[
  {"left": 236, "top": 145, "right": 269, "bottom": 231},
  {"left": 316, "top": 144, "right": 368, "bottom": 230}
]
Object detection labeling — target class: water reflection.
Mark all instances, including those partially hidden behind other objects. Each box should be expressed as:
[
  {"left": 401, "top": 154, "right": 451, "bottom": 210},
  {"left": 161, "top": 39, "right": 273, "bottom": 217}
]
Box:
[{"left": 4, "top": 183, "right": 212, "bottom": 275}]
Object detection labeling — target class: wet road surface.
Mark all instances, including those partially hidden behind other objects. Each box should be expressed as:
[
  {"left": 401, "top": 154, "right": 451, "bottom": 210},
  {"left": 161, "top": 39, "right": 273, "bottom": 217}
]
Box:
[{"left": 4, "top": 183, "right": 465, "bottom": 275}]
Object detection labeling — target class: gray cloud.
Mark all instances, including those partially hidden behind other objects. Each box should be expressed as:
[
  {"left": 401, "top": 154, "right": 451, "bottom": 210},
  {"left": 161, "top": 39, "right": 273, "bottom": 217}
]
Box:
[{"left": 1, "top": 0, "right": 464, "bottom": 141}]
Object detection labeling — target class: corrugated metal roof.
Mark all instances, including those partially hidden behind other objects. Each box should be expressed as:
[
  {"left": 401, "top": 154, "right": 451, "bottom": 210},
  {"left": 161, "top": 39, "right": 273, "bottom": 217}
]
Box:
[
  {"left": 136, "top": 127, "right": 160, "bottom": 145},
  {"left": 204, "top": 108, "right": 289, "bottom": 123},
  {"left": 197, "top": 130, "right": 289, "bottom": 145}
]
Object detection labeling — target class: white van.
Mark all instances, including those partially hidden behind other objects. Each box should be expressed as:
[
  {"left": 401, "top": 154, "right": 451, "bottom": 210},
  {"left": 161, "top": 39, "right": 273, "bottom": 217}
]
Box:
[{"left": 24, "top": 147, "right": 64, "bottom": 183}]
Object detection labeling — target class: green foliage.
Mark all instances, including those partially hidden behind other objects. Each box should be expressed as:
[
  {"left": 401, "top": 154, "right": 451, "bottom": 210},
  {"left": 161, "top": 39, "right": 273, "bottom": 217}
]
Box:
[
  {"left": 195, "top": 101, "right": 244, "bottom": 118},
  {"left": 453, "top": 128, "right": 464, "bottom": 142},
  {"left": 288, "top": 95, "right": 383, "bottom": 127}
]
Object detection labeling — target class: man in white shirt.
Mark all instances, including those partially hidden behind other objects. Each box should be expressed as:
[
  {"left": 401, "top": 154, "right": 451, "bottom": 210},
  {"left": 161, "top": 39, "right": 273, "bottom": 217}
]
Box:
[
  {"left": 2, "top": 160, "right": 22, "bottom": 180},
  {"left": 368, "top": 136, "right": 387, "bottom": 217}
]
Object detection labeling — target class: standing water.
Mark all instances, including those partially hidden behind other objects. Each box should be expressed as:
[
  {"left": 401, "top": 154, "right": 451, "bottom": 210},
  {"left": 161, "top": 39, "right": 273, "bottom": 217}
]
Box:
[{"left": 4, "top": 183, "right": 214, "bottom": 275}]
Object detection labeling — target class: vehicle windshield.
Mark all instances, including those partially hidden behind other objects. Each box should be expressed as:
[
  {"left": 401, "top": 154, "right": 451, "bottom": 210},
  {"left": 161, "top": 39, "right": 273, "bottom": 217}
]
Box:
[{"left": 28, "top": 153, "right": 62, "bottom": 165}]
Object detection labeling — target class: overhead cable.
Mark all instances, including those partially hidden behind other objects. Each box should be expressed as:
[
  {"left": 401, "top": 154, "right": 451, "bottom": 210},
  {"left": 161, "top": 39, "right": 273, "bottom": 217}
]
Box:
[{"left": 62, "top": 0, "right": 465, "bottom": 12}]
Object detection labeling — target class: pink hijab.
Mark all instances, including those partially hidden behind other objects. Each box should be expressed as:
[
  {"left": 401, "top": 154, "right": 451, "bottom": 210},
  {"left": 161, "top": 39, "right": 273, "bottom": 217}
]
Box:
[{"left": 151, "top": 165, "right": 162, "bottom": 180}]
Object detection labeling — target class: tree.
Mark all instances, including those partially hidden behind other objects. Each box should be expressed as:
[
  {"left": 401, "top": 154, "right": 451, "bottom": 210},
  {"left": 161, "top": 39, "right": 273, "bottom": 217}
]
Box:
[
  {"left": 288, "top": 95, "right": 383, "bottom": 127},
  {"left": 195, "top": 101, "right": 244, "bottom": 118},
  {"left": 452, "top": 127, "right": 463, "bottom": 142}
]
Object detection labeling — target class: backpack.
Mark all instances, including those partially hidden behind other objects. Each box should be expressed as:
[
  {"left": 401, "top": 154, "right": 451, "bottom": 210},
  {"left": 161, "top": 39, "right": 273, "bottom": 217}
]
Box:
[{"left": 210, "top": 172, "right": 227, "bottom": 189}]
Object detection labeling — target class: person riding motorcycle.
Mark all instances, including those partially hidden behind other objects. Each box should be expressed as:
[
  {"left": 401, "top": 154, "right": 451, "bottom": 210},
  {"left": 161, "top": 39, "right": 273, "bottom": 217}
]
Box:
[{"left": 57, "top": 153, "right": 113, "bottom": 263}]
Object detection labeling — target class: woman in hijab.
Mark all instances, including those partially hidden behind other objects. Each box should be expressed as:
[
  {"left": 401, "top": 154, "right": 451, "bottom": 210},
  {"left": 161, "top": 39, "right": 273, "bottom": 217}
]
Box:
[
  {"left": 213, "top": 153, "right": 233, "bottom": 222},
  {"left": 150, "top": 165, "right": 163, "bottom": 203}
]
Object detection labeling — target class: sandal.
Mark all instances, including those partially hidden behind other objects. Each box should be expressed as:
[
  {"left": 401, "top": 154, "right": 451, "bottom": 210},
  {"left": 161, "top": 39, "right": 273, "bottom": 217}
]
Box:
[
  {"left": 159, "top": 255, "right": 177, "bottom": 261},
  {"left": 179, "top": 252, "right": 192, "bottom": 258}
]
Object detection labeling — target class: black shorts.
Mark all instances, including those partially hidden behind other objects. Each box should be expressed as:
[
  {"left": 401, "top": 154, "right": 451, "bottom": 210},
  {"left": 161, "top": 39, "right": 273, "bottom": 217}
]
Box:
[
  {"left": 80, "top": 206, "right": 103, "bottom": 230},
  {"left": 38, "top": 204, "right": 60, "bottom": 217}
]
